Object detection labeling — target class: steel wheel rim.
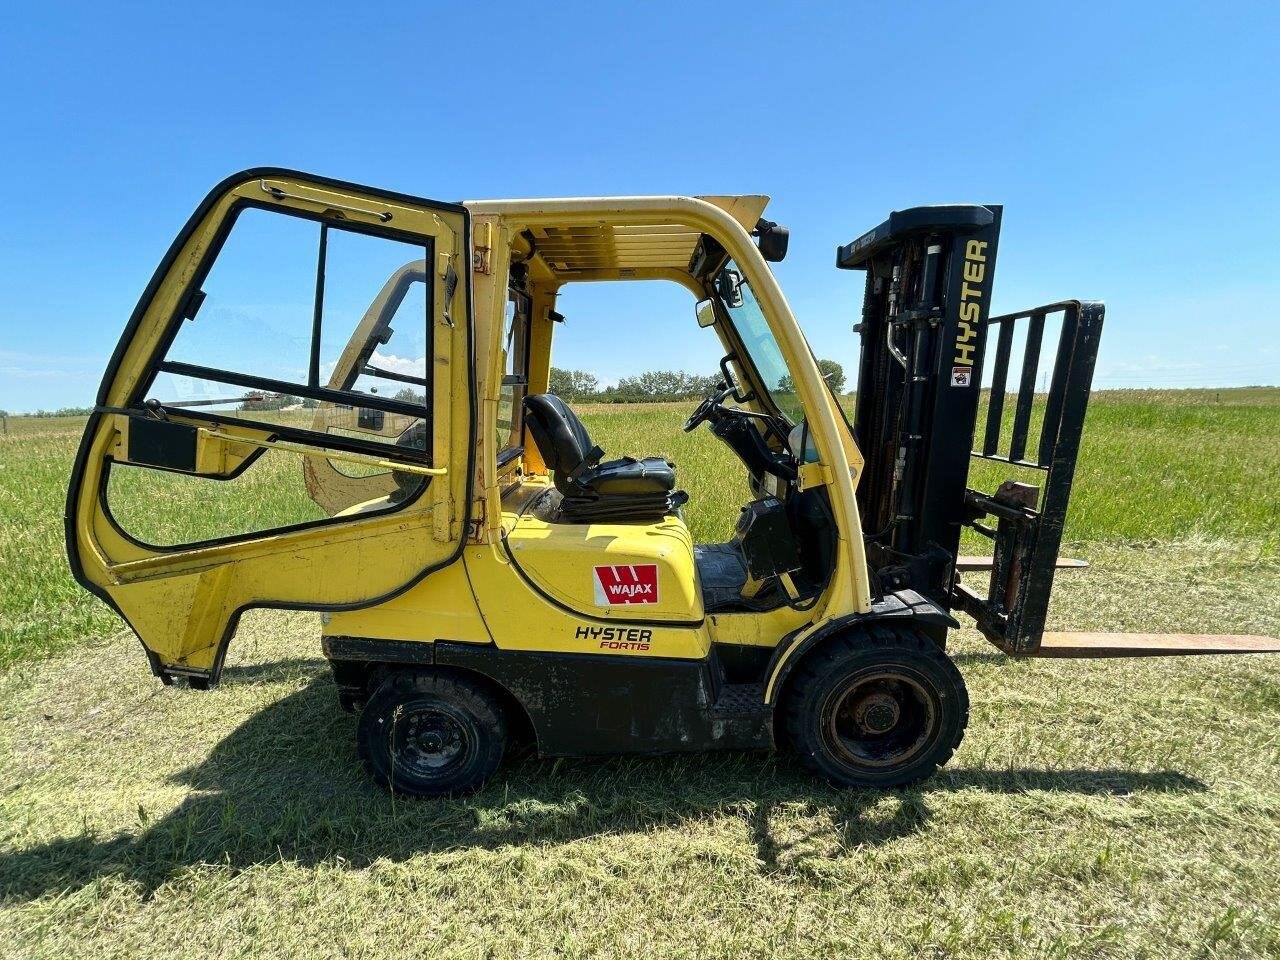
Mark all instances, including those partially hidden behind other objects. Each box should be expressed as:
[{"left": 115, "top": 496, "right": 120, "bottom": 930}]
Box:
[
  {"left": 393, "top": 707, "right": 470, "bottom": 778},
  {"left": 822, "top": 669, "right": 937, "bottom": 770}
]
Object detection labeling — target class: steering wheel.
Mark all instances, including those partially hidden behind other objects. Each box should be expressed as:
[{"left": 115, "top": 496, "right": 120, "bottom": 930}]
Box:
[{"left": 683, "top": 385, "right": 732, "bottom": 432}]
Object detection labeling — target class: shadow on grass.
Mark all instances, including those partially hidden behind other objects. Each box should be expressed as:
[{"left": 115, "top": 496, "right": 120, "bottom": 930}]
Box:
[
  {"left": 220, "top": 657, "right": 329, "bottom": 683},
  {"left": 0, "top": 671, "right": 1206, "bottom": 901}
]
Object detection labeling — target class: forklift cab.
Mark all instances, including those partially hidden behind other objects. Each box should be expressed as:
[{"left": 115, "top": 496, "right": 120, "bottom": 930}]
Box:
[
  {"left": 452, "top": 192, "right": 871, "bottom": 643},
  {"left": 66, "top": 169, "right": 908, "bottom": 795}
]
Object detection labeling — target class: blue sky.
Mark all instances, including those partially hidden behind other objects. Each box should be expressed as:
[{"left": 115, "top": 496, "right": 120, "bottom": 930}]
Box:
[{"left": 1, "top": 1, "right": 1277, "bottom": 411}]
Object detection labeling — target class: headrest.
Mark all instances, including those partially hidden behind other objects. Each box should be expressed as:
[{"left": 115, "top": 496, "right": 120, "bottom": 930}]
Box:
[{"left": 522, "top": 394, "right": 602, "bottom": 481}]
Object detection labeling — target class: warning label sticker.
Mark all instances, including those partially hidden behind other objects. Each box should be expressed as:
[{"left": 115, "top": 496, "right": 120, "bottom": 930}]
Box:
[
  {"left": 593, "top": 564, "right": 659, "bottom": 605},
  {"left": 951, "top": 366, "right": 973, "bottom": 387}
]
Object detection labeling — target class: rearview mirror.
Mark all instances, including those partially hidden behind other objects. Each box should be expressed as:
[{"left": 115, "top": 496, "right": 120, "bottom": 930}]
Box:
[{"left": 695, "top": 298, "right": 717, "bottom": 328}]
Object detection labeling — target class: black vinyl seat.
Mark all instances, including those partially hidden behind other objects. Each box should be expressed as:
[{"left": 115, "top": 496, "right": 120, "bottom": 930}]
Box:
[{"left": 522, "top": 393, "right": 685, "bottom": 523}]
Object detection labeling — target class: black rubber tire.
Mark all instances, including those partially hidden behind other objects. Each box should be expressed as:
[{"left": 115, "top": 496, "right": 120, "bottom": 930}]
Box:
[
  {"left": 357, "top": 671, "right": 507, "bottom": 798},
  {"left": 784, "top": 625, "right": 968, "bottom": 789}
]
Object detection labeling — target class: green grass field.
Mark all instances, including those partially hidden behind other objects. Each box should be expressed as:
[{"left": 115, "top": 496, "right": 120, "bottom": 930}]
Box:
[{"left": 1, "top": 390, "right": 1278, "bottom": 958}]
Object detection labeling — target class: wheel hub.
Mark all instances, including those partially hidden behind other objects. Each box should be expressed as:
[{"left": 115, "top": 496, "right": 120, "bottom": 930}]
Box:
[
  {"left": 854, "top": 691, "right": 901, "bottom": 734},
  {"left": 400, "top": 710, "right": 466, "bottom": 771},
  {"left": 826, "top": 670, "right": 937, "bottom": 769}
]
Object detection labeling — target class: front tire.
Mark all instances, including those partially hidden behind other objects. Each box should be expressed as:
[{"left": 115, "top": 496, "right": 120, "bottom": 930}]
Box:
[
  {"left": 784, "top": 625, "right": 968, "bottom": 789},
  {"left": 357, "top": 671, "right": 507, "bottom": 797}
]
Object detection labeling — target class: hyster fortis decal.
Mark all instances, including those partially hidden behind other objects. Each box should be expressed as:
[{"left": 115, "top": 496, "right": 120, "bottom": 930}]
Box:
[
  {"left": 575, "top": 626, "right": 653, "bottom": 652},
  {"left": 593, "top": 564, "right": 659, "bottom": 605}
]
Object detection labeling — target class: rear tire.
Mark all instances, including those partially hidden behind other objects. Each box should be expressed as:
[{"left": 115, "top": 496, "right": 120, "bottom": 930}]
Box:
[
  {"left": 784, "top": 625, "right": 967, "bottom": 789},
  {"left": 357, "top": 671, "right": 507, "bottom": 797}
]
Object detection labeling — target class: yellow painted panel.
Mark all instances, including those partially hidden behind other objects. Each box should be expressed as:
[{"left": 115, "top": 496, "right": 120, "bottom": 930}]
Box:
[
  {"left": 504, "top": 512, "right": 702, "bottom": 624},
  {"left": 706, "top": 606, "right": 813, "bottom": 649},
  {"left": 323, "top": 561, "right": 490, "bottom": 644},
  {"left": 465, "top": 547, "right": 710, "bottom": 660}
]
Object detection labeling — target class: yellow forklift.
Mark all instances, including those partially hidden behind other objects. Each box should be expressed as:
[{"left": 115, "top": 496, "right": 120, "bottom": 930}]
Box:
[{"left": 66, "top": 169, "right": 1280, "bottom": 795}]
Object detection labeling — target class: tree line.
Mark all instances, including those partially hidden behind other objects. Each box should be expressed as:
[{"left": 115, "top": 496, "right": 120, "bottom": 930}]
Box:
[
  {"left": 11, "top": 406, "right": 95, "bottom": 418},
  {"left": 549, "top": 360, "right": 846, "bottom": 403}
]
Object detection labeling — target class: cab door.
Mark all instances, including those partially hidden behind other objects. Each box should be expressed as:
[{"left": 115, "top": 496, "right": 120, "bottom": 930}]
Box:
[{"left": 66, "top": 168, "right": 474, "bottom": 685}]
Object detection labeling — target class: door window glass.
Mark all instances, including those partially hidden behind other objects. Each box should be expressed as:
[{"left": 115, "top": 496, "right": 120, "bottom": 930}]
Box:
[
  {"left": 107, "top": 448, "right": 328, "bottom": 546},
  {"left": 149, "top": 205, "right": 432, "bottom": 459},
  {"left": 496, "top": 289, "right": 530, "bottom": 461},
  {"left": 109, "top": 205, "right": 440, "bottom": 547}
]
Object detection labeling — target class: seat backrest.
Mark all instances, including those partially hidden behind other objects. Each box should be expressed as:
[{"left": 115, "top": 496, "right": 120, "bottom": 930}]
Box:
[{"left": 522, "top": 394, "right": 600, "bottom": 478}]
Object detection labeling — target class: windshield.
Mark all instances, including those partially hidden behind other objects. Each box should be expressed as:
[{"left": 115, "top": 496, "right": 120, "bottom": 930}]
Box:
[{"left": 715, "top": 262, "right": 804, "bottom": 423}]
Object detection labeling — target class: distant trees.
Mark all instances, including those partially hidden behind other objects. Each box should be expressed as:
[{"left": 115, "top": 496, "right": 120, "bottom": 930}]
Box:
[
  {"left": 817, "top": 359, "right": 846, "bottom": 393},
  {"left": 549, "top": 368, "right": 600, "bottom": 400},
  {"left": 549, "top": 362, "right": 847, "bottom": 403},
  {"left": 608, "top": 371, "right": 720, "bottom": 402},
  {"left": 773, "top": 359, "right": 849, "bottom": 397},
  {"left": 549, "top": 368, "right": 717, "bottom": 403},
  {"left": 26, "top": 406, "right": 94, "bottom": 418}
]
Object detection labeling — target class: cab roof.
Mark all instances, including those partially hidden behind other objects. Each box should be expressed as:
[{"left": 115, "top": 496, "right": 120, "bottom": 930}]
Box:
[{"left": 464, "top": 194, "right": 769, "bottom": 279}]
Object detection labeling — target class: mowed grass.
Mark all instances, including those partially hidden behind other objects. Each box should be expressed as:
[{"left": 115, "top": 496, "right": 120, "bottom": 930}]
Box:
[{"left": 0, "top": 390, "right": 1278, "bottom": 959}]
